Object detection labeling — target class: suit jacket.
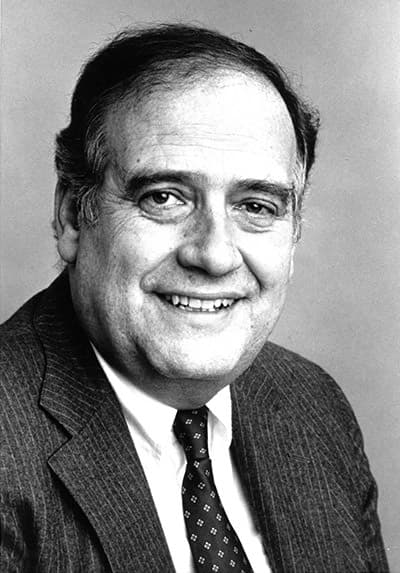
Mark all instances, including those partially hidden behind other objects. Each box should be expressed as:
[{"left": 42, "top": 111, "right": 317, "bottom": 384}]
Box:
[{"left": 0, "top": 273, "right": 388, "bottom": 572}]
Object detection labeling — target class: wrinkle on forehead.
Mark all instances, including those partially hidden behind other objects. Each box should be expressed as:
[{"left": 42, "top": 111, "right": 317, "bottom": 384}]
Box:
[
  {"left": 107, "top": 71, "right": 297, "bottom": 182},
  {"left": 129, "top": 130, "right": 285, "bottom": 155}
]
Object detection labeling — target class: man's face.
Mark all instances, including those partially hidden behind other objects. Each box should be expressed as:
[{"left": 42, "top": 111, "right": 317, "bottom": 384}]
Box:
[{"left": 66, "top": 72, "right": 298, "bottom": 390}]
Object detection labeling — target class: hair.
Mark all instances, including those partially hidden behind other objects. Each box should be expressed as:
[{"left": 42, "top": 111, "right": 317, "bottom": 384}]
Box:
[{"left": 55, "top": 24, "right": 319, "bottom": 237}]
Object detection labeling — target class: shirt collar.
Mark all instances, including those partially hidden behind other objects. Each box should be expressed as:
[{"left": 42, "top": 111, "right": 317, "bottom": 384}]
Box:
[
  {"left": 92, "top": 344, "right": 232, "bottom": 456},
  {"left": 206, "top": 383, "right": 232, "bottom": 449}
]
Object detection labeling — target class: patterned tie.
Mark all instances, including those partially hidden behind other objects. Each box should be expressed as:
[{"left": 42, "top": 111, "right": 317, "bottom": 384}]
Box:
[{"left": 173, "top": 407, "right": 253, "bottom": 573}]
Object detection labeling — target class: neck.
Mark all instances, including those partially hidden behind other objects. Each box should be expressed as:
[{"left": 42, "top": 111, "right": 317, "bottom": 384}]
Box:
[
  {"left": 136, "top": 377, "right": 230, "bottom": 410},
  {"left": 91, "top": 341, "right": 234, "bottom": 409}
]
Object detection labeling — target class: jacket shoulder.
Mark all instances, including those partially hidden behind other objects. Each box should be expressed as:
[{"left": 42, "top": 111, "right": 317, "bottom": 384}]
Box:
[
  {"left": 261, "top": 339, "right": 334, "bottom": 377},
  {"left": 0, "top": 290, "right": 48, "bottom": 402},
  {"left": 0, "top": 289, "right": 45, "bottom": 354},
  {"left": 255, "top": 340, "right": 359, "bottom": 432}
]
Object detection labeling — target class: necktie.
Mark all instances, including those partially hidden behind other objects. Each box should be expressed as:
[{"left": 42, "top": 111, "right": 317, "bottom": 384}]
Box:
[{"left": 173, "top": 407, "right": 253, "bottom": 573}]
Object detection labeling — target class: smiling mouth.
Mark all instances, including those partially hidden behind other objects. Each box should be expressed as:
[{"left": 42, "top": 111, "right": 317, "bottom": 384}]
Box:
[{"left": 161, "top": 294, "right": 236, "bottom": 313}]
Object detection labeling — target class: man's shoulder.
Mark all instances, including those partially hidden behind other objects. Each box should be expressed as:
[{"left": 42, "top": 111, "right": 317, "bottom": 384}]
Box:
[
  {"left": 0, "top": 286, "right": 52, "bottom": 405},
  {"left": 0, "top": 289, "right": 45, "bottom": 361},
  {"left": 252, "top": 340, "right": 357, "bottom": 429},
  {"left": 259, "top": 339, "right": 343, "bottom": 391},
  {"left": 0, "top": 273, "right": 68, "bottom": 357}
]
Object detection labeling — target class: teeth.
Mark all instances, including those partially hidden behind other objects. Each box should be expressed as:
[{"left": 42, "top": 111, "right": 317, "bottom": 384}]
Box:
[{"left": 163, "top": 294, "right": 235, "bottom": 311}]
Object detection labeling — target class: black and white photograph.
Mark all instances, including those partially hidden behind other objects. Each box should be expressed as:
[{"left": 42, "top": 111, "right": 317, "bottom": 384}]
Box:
[{"left": 1, "top": 2, "right": 398, "bottom": 571}]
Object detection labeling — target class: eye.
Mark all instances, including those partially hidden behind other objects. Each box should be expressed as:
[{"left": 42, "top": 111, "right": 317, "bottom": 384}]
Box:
[
  {"left": 139, "top": 190, "right": 185, "bottom": 213},
  {"left": 140, "top": 190, "right": 182, "bottom": 206},
  {"left": 241, "top": 201, "right": 278, "bottom": 216},
  {"left": 233, "top": 198, "right": 281, "bottom": 229}
]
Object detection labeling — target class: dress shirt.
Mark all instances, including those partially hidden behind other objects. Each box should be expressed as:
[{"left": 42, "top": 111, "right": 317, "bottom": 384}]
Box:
[{"left": 93, "top": 348, "right": 270, "bottom": 573}]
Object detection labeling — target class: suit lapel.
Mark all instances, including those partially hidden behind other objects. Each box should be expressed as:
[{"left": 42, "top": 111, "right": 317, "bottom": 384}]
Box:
[
  {"left": 231, "top": 345, "right": 366, "bottom": 573},
  {"left": 36, "top": 274, "right": 175, "bottom": 572},
  {"left": 47, "top": 391, "right": 174, "bottom": 572}
]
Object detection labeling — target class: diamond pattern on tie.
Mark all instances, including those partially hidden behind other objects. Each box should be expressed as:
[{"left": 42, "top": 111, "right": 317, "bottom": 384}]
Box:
[{"left": 174, "top": 407, "right": 253, "bottom": 573}]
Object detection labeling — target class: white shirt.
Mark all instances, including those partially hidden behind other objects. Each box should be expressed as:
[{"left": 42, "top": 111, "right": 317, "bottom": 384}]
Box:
[{"left": 93, "top": 348, "right": 270, "bottom": 573}]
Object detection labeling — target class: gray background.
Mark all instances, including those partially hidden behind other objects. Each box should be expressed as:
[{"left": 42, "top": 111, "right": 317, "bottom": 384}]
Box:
[{"left": 1, "top": 1, "right": 399, "bottom": 569}]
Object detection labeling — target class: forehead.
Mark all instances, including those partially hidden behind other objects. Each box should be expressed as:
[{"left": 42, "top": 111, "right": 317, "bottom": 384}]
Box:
[{"left": 106, "top": 71, "right": 297, "bottom": 185}]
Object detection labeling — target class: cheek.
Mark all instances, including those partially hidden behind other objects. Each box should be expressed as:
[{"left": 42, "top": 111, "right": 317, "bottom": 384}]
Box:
[
  {"left": 241, "top": 232, "right": 294, "bottom": 290},
  {"left": 105, "top": 217, "right": 180, "bottom": 283}
]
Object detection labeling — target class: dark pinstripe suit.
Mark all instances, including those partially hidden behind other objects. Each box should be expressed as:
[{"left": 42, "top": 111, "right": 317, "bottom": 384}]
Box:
[{"left": 0, "top": 274, "right": 388, "bottom": 572}]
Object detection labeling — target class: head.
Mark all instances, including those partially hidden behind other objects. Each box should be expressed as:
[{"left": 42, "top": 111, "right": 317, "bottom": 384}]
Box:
[{"left": 54, "top": 25, "right": 319, "bottom": 408}]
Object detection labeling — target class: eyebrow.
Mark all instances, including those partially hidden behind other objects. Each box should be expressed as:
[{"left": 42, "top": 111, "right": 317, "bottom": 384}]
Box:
[
  {"left": 124, "top": 169, "right": 200, "bottom": 194},
  {"left": 123, "top": 169, "right": 295, "bottom": 204},
  {"left": 233, "top": 178, "right": 295, "bottom": 204}
]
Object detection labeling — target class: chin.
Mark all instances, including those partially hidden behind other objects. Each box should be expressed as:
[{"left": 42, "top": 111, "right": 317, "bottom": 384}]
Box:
[
  {"left": 138, "top": 330, "right": 261, "bottom": 383},
  {"left": 147, "top": 349, "right": 239, "bottom": 382}
]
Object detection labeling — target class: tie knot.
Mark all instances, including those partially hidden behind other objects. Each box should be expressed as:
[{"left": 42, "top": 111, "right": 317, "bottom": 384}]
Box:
[{"left": 173, "top": 407, "right": 209, "bottom": 460}]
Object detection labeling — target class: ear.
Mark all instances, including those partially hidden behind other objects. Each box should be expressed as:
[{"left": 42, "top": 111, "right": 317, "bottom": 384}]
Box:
[{"left": 54, "top": 183, "right": 80, "bottom": 264}]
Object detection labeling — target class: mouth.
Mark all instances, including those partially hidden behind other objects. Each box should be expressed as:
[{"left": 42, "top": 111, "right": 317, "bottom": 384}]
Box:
[{"left": 160, "top": 293, "right": 237, "bottom": 313}]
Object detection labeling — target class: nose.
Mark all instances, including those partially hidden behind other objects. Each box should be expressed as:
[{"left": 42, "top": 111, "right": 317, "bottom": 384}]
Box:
[{"left": 177, "top": 208, "right": 243, "bottom": 277}]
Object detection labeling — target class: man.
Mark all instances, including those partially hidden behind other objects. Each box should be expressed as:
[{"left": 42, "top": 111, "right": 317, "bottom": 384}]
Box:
[{"left": 0, "top": 25, "right": 388, "bottom": 572}]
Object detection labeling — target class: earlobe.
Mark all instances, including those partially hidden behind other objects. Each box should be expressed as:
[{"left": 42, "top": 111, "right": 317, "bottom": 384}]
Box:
[{"left": 54, "top": 184, "right": 80, "bottom": 264}]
